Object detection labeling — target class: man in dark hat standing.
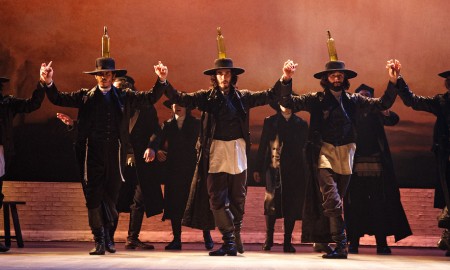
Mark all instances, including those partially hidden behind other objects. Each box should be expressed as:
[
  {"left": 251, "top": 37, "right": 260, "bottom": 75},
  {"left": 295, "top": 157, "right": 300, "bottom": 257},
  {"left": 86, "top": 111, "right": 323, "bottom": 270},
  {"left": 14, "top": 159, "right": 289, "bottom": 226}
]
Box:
[
  {"left": 253, "top": 101, "right": 308, "bottom": 253},
  {"left": 344, "top": 83, "right": 412, "bottom": 255},
  {"left": 280, "top": 58, "right": 401, "bottom": 259},
  {"left": 40, "top": 58, "right": 167, "bottom": 255},
  {"left": 150, "top": 100, "right": 213, "bottom": 251},
  {"left": 153, "top": 29, "right": 292, "bottom": 256},
  {"left": 395, "top": 70, "right": 450, "bottom": 257},
  {"left": 0, "top": 76, "right": 45, "bottom": 252}
]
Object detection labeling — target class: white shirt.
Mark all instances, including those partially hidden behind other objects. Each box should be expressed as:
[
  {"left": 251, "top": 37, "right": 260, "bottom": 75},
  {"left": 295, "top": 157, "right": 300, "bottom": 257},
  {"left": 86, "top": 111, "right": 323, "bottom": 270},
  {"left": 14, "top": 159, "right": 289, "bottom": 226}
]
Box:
[
  {"left": 208, "top": 138, "right": 247, "bottom": 174},
  {"left": 318, "top": 142, "right": 356, "bottom": 175}
]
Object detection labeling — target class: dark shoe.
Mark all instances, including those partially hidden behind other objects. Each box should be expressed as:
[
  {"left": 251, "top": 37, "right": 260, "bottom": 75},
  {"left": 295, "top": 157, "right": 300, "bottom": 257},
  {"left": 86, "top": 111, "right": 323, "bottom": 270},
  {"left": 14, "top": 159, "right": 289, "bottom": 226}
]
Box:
[
  {"left": 313, "top": 243, "right": 333, "bottom": 254},
  {"left": 0, "top": 243, "right": 9, "bottom": 252},
  {"left": 283, "top": 243, "right": 296, "bottom": 253},
  {"left": 203, "top": 231, "right": 214, "bottom": 250},
  {"left": 348, "top": 244, "right": 359, "bottom": 254},
  {"left": 322, "top": 248, "right": 348, "bottom": 259},
  {"left": 445, "top": 250, "right": 450, "bottom": 257},
  {"left": 376, "top": 246, "right": 392, "bottom": 255},
  {"left": 209, "top": 243, "right": 237, "bottom": 256},
  {"left": 89, "top": 242, "right": 105, "bottom": 255},
  {"left": 105, "top": 241, "right": 116, "bottom": 253},
  {"left": 125, "top": 238, "right": 155, "bottom": 250},
  {"left": 437, "top": 229, "right": 450, "bottom": 250},
  {"left": 165, "top": 240, "right": 182, "bottom": 250},
  {"left": 262, "top": 238, "right": 273, "bottom": 251}
]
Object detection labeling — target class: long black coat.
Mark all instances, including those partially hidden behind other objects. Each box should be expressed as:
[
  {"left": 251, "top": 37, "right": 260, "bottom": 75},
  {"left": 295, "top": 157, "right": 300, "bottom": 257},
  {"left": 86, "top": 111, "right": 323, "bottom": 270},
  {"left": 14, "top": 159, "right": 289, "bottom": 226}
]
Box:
[
  {"left": 279, "top": 80, "right": 398, "bottom": 243},
  {"left": 163, "top": 79, "right": 290, "bottom": 230},
  {"left": 116, "top": 104, "right": 164, "bottom": 217},
  {"left": 153, "top": 114, "right": 200, "bottom": 220},
  {"left": 0, "top": 83, "right": 45, "bottom": 205},
  {"left": 344, "top": 110, "right": 412, "bottom": 242},
  {"left": 254, "top": 112, "right": 308, "bottom": 219},
  {"left": 44, "top": 80, "right": 166, "bottom": 178},
  {"left": 396, "top": 78, "right": 450, "bottom": 209}
]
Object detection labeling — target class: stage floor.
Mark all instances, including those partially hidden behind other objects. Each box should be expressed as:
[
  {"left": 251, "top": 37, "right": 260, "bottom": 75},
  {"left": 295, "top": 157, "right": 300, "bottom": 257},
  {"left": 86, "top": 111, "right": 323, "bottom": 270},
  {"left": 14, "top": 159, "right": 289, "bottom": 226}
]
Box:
[{"left": 1, "top": 242, "right": 449, "bottom": 269}]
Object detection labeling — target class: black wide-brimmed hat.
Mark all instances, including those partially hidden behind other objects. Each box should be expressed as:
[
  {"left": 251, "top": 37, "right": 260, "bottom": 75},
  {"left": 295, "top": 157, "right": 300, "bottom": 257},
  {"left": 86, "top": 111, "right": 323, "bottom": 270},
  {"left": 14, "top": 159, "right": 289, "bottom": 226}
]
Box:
[
  {"left": 269, "top": 94, "right": 299, "bottom": 112},
  {"left": 84, "top": 57, "right": 127, "bottom": 77},
  {"left": 313, "top": 60, "right": 357, "bottom": 79},
  {"left": 355, "top": 83, "right": 374, "bottom": 96},
  {"left": 0, "top": 77, "right": 10, "bottom": 82},
  {"left": 203, "top": 58, "right": 245, "bottom": 76},
  {"left": 438, "top": 71, "right": 450, "bottom": 78}
]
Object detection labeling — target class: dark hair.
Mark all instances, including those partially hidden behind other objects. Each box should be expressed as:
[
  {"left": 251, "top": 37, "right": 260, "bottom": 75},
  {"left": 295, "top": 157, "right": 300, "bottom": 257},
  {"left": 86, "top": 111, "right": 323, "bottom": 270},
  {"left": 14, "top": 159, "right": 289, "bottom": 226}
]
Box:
[
  {"left": 319, "top": 74, "right": 350, "bottom": 91},
  {"left": 209, "top": 74, "right": 239, "bottom": 89}
]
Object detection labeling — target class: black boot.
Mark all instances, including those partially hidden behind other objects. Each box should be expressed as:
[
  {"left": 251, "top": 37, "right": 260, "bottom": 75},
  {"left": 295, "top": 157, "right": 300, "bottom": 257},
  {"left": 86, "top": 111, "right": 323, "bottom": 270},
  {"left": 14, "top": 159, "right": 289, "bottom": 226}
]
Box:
[
  {"left": 209, "top": 232, "right": 237, "bottom": 256},
  {"left": 283, "top": 218, "right": 296, "bottom": 253},
  {"left": 438, "top": 229, "right": 450, "bottom": 251},
  {"left": 209, "top": 208, "right": 237, "bottom": 256},
  {"left": 165, "top": 219, "right": 182, "bottom": 250},
  {"left": 262, "top": 215, "right": 275, "bottom": 251},
  {"left": 283, "top": 233, "right": 296, "bottom": 253},
  {"left": 203, "top": 230, "right": 214, "bottom": 250},
  {"left": 89, "top": 227, "right": 106, "bottom": 255},
  {"left": 323, "top": 216, "right": 347, "bottom": 259},
  {"left": 234, "top": 221, "right": 244, "bottom": 254},
  {"left": 88, "top": 207, "right": 105, "bottom": 255},
  {"left": 125, "top": 208, "right": 154, "bottom": 250},
  {"left": 348, "top": 236, "right": 360, "bottom": 254},
  {"left": 104, "top": 226, "right": 116, "bottom": 253},
  {"left": 375, "top": 235, "right": 391, "bottom": 255},
  {"left": 0, "top": 242, "right": 9, "bottom": 252}
]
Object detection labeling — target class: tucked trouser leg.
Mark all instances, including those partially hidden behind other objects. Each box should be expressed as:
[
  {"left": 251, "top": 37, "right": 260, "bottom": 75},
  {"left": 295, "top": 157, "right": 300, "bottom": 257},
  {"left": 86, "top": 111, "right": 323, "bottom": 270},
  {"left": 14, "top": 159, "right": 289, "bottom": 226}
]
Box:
[
  {"left": 318, "top": 169, "right": 350, "bottom": 259},
  {"left": 88, "top": 206, "right": 105, "bottom": 255}
]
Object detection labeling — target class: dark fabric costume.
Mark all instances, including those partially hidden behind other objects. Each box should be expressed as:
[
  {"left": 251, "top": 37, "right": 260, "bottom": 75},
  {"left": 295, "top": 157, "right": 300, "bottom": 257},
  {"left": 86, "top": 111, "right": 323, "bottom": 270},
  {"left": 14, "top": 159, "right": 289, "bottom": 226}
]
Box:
[
  {"left": 255, "top": 112, "right": 308, "bottom": 220},
  {"left": 396, "top": 77, "right": 450, "bottom": 211},
  {"left": 162, "top": 80, "right": 288, "bottom": 233},
  {"left": 153, "top": 114, "right": 200, "bottom": 221},
  {"left": 279, "top": 80, "right": 398, "bottom": 243},
  {"left": 344, "top": 110, "right": 412, "bottom": 242},
  {"left": 0, "top": 83, "right": 45, "bottom": 207},
  {"left": 44, "top": 80, "right": 165, "bottom": 234}
]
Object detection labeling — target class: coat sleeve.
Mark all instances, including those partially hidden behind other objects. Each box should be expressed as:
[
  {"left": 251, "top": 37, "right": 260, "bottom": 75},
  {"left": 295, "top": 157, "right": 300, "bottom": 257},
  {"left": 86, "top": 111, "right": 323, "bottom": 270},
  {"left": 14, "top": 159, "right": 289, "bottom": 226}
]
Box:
[
  {"left": 396, "top": 77, "right": 440, "bottom": 115},
  {"left": 354, "top": 80, "right": 398, "bottom": 112},
  {"left": 10, "top": 82, "right": 45, "bottom": 114},
  {"left": 44, "top": 82, "right": 85, "bottom": 108},
  {"left": 244, "top": 79, "right": 291, "bottom": 108},
  {"left": 382, "top": 111, "right": 400, "bottom": 126},
  {"left": 128, "top": 78, "right": 168, "bottom": 110},
  {"left": 164, "top": 82, "right": 210, "bottom": 111}
]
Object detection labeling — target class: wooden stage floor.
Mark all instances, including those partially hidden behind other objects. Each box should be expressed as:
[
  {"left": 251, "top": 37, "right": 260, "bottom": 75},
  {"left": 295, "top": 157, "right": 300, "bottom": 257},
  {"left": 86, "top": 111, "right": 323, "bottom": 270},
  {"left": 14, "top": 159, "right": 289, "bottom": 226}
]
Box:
[{"left": 1, "top": 242, "right": 449, "bottom": 269}]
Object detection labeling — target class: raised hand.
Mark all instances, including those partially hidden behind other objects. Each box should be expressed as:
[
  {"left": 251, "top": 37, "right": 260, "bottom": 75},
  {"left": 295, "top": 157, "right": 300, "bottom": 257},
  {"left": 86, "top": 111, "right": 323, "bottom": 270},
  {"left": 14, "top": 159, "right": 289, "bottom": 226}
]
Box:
[
  {"left": 386, "top": 59, "right": 401, "bottom": 84},
  {"left": 282, "top": 59, "right": 298, "bottom": 81},
  {"left": 154, "top": 61, "right": 168, "bottom": 82},
  {"left": 40, "top": 61, "right": 53, "bottom": 84}
]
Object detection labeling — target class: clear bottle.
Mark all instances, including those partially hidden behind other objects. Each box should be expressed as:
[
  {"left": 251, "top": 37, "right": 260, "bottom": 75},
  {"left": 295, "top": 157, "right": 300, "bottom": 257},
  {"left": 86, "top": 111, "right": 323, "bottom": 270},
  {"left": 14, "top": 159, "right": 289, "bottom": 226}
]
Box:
[
  {"left": 217, "top": 27, "right": 226, "bottom": 59},
  {"left": 327, "top": 31, "right": 338, "bottom": 61},
  {"left": 102, "top": 26, "right": 110, "bottom": 58}
]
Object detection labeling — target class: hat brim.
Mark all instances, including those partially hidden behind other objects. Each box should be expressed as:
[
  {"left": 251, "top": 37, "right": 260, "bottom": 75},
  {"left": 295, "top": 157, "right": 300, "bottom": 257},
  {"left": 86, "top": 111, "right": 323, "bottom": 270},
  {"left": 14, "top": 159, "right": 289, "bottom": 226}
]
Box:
[
  {"left": 203, "top": 67, "right": 245, "bottom": 76},
  {"left": 0, "top": 77, "right": 10, "bottom": 82},
  {"left": 438, "top": 71, "right": 450, "bottom": 78},
  {"left": 84, "top": 69, "right": 127, "bottom": 77},
  {"left": 163, "top": 99, "right": 193, "bottom": 110},
  {"left": 313, "top": 69, "right": 357, "bottom": 79}
]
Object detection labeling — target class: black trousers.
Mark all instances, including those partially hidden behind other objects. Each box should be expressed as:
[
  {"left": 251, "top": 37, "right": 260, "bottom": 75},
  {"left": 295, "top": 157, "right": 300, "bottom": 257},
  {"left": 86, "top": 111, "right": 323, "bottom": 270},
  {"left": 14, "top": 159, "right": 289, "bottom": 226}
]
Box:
[
  {"left": 85, "top": 139, "right": 123, "bottom": 225},
  {"left": 318, "top": 168, "right": 351, "bottom": 217}
]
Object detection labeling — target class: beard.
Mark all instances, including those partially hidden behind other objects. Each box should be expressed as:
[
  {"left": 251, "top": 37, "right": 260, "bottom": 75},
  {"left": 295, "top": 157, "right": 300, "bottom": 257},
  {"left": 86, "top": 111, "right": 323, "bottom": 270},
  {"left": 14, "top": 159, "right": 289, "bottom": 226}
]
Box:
[{"left": 329, "top": 82, "right": 345, "bottom": 92}]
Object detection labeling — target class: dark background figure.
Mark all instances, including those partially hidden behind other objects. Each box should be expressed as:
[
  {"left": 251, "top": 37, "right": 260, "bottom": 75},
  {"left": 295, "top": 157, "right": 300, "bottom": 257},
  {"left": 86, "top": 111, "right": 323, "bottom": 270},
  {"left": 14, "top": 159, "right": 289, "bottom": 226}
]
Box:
[
  {"left": 151, "top": 100, "right": 213, "bottom": 251},
  {"left": 156, "top": 56, "right": 291, "bottom": 256},
  {"left": 40, "top": 58, "right": 166, "bottom": 255},
  {"left": 0, "top": 75, "right": 45, "bottom": 252},
  {"left": 253, "top": 101, "right": 308, "bottom": 253},
  {"left": 113, "top": 76, "right": 164, "bottom": 250},
  {"left": 281, "top": 59, "right": 400, "bottom": 259},
  {"left": 344, "top": 83, "right": 412, "bottom": 255},
  {"left": 396, "top": 71, "right": 450, "bottom": 257}
]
